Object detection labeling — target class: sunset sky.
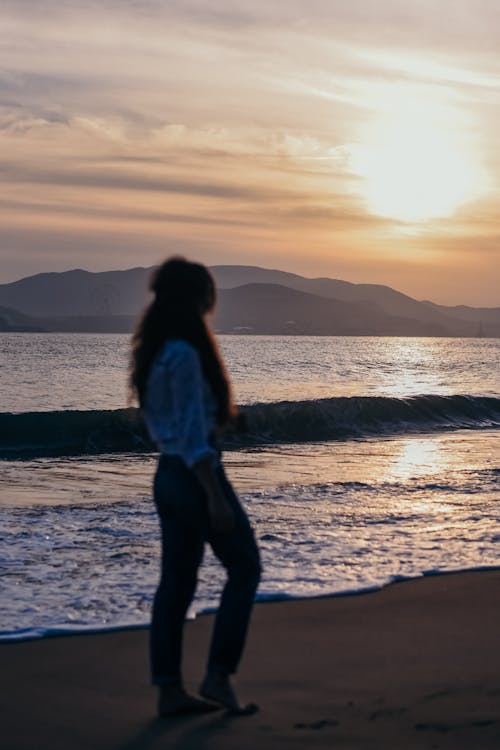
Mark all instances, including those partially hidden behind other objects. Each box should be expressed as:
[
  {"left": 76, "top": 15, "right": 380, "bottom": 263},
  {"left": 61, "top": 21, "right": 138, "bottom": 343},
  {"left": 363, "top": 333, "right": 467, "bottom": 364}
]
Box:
[{"left": 1, "top": 0, "right": 499, "bottom": 305}]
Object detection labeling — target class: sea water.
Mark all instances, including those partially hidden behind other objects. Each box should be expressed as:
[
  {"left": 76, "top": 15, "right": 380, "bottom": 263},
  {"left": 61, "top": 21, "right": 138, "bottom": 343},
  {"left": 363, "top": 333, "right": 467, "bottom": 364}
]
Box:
[{"left": 0, "top": 335, "right": 499, "bottom": 640}]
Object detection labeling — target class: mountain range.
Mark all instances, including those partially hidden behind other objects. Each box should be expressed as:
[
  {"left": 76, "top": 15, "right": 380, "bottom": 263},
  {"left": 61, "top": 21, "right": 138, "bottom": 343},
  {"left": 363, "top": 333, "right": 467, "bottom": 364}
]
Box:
[{"left": 0, "top": 265, "right": 498, "bottom": 336}]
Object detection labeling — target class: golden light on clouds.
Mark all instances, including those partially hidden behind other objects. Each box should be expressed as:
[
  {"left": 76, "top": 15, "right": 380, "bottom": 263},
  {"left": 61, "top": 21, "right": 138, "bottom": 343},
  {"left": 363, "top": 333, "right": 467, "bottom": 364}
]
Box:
[
  {"left": 350, "top": 93, "right": 487, "bottom": 222},
  {"left": 0, "top": 1, "right": 499, "bottom": 304}
]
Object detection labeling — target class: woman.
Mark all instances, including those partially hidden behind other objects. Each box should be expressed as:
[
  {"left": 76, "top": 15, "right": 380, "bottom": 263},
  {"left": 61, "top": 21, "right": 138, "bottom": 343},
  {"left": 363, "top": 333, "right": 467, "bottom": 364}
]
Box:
[{"left": 130, "top": 257, "right": 261, "bottom": 717}]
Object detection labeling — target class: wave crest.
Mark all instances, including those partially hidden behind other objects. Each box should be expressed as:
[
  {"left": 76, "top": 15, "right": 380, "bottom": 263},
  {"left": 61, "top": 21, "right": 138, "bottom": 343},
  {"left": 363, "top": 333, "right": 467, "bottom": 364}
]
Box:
[{"left": 1, "top": 394, "right": 499, "bottom": 459}]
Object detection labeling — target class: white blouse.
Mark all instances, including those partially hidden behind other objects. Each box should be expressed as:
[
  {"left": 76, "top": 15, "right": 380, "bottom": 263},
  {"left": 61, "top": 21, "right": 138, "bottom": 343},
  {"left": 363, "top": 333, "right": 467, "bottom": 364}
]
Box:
[{"left": 143, "top": 339, "right": 218, "bottom": 468}]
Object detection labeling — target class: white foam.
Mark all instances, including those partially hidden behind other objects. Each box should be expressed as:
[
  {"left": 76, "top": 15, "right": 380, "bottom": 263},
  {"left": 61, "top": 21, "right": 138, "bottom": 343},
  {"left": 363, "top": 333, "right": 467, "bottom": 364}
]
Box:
[{"left": 3, "top": 566, "right": 500, "bottom": 643}]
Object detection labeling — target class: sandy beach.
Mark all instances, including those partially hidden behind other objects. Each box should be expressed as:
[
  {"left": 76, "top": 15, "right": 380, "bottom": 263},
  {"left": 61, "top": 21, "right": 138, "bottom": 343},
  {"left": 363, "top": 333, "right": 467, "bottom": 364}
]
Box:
[{"left": 2, "top": 569, "right": 499, "bottom": 749}]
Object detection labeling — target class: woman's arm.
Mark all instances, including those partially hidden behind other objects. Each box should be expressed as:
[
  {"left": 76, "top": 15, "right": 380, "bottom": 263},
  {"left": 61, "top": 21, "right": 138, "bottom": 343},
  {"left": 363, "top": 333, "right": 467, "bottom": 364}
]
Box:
[
  {"left": 169, "top": 342, "right": 235, "bottom": 533},
  {"left": 192, "top": 457, "right": 235, "bottom": 534}
]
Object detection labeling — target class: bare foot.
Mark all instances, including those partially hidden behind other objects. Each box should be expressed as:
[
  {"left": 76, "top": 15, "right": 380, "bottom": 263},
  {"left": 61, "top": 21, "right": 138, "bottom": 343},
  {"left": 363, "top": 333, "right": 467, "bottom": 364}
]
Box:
[
  {"left": 199, "top": 673, "right": 259, "bottom": 716},
  {"left": 158, "top": 685, "right": 220, "bottom": 717}
]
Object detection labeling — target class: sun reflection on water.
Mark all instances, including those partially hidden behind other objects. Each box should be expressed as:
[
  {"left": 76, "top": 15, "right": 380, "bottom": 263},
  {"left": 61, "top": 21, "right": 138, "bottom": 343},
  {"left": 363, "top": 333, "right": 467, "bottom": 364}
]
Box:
[
  {"left": 374, "top": 338, "right": 448, "bottom": 397},
  {"left": 388, "top": 436, "right": 460, "bottom": 514},
  {"left": 390, "top": 436, "right": 451, "bottom": 480}
]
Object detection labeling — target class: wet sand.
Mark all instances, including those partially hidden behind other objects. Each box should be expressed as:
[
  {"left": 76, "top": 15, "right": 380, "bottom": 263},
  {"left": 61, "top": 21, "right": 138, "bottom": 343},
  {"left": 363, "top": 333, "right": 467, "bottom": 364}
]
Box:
[{"left": 2, "top": 570, "right": 500, "bottom": 749}]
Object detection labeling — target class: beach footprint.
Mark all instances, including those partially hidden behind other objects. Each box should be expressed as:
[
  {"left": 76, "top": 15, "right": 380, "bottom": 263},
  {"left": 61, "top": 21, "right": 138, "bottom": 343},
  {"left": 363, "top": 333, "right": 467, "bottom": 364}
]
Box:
[
  {"left": 294, "top": 719, "right": 339, "bottom": 730},
  {"left": 415, "top": 719, "right": 497, "bottom": 733},
  {"left": 369, "top": 706, "right": 408, "bottom": 721}
]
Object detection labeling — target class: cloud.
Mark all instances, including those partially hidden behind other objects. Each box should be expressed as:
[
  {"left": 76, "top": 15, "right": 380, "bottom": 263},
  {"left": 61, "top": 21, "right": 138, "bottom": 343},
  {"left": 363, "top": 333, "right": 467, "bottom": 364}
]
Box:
[
  {"left": 0, "top": 0, "right": 499, "bottom": 303},
  {"left": 0, "top": 160, "right": 307, "bottom": 201},
  {"left": 0, "top": 196, "right": 255, "bottom": 228},
  {"left": 0, "top": 107, "right": 70, "bottom": 133},
  {"left": 0, "top": 71, "right": 77, "bottom": 95}
]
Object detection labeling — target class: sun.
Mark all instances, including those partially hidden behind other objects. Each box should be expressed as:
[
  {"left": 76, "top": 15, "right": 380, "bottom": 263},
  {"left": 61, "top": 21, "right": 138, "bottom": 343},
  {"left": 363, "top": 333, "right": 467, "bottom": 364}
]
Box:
[{"left": 350, "top": 101, "right": 485, "bottom": 222}]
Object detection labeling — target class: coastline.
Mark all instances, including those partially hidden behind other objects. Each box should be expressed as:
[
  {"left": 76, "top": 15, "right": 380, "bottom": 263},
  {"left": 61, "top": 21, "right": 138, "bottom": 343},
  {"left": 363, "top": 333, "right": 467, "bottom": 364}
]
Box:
[
  {"left": 3, "top": 564, "right": 500, "bottom": 644},
  {"left": 2, "top": 569, "right": 500, "bottom": 749}
]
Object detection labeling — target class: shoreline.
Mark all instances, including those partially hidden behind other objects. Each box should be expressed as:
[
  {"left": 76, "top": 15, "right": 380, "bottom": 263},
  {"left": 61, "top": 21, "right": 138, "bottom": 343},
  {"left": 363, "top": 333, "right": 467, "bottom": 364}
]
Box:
[
  {"left": 2, "top": 569, "right": 500, "bottom": 749},
  {"left": 3, "top": 564, "right": 500, "bottom": 643}
]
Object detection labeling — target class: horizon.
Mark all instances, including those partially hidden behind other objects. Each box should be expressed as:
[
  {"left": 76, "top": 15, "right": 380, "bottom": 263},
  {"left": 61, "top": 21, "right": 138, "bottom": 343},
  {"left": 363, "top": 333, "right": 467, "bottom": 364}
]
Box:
[
  {"left": 1, "top": 2, "right": 500, "bottom": 305},
  {"left": 1, "top": 261, "right": 499, "bottom": 310}
]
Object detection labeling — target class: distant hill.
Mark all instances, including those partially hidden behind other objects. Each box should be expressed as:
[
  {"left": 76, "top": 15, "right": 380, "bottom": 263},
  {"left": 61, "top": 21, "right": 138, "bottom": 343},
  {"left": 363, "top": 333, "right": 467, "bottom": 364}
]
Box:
[
  {"left": 214, "top": 284, "right": 447, "bottom": 336},
  {"left": 211, "top": 267, "right": 492, "bottom": 335},
  {"left": 422, "top": 301, "right": 500, "bottom": 327},
  {"left": 0, "top": 267, "right": 151, "bottom": 317},
  {"left": 18, "top": 285, "right": 447, "bottom": 336},
  {"left": 0, "top": 306, "right": 46, "bottom": 332},
  {"left": 39, "top": 315, "right": 136, "bottom": 333},
  {"left": 0, "top": 265, "right": 498, "bottom": 336}
]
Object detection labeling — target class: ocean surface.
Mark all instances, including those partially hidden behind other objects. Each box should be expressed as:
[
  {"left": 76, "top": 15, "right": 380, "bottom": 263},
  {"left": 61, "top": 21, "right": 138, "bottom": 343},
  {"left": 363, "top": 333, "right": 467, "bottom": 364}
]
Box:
[{"left": 1, "top": 334, "right": 499, "bottom": 641}]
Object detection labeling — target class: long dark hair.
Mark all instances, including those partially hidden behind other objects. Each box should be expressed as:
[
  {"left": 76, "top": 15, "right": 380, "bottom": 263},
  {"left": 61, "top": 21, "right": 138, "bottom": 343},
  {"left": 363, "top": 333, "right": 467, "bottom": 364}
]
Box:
[{"left": 130, "top": 257, "right": 236, "bottom": 425}]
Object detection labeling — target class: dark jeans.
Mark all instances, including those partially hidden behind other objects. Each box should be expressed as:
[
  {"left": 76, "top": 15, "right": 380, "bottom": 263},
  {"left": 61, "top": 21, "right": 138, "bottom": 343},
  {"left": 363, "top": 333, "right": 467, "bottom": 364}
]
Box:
[{"left": 150, "top": 454, "right": 261, "bottom": 686}]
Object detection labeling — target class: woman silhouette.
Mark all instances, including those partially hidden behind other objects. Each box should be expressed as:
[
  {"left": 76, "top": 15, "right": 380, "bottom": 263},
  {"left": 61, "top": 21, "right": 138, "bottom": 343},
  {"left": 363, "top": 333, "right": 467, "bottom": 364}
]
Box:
[{"left": 130, "top": 257, "right": 261, "bottom": 717}]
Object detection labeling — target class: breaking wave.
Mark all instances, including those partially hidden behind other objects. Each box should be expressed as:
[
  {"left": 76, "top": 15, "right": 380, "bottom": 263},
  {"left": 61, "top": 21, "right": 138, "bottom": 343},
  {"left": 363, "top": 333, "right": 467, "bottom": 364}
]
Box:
[{"left": 1, "top": 394, "right": 499, "bottom": 459}]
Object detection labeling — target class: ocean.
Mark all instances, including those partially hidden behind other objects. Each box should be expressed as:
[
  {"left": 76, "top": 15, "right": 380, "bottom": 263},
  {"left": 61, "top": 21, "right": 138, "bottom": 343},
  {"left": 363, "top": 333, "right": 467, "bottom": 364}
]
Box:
[{"left": 1, "top": 334, "right": 499, "bottom": 641}]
